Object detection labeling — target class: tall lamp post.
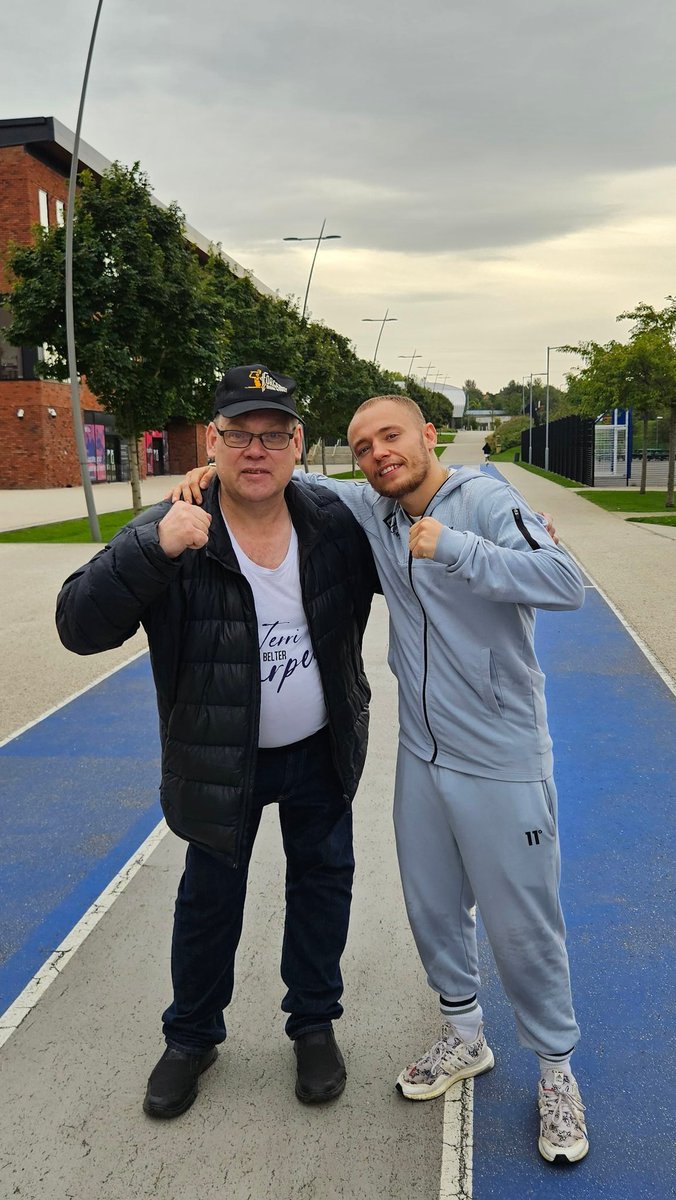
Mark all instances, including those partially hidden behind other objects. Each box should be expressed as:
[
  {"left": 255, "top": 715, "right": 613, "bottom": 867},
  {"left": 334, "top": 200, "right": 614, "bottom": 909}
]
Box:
[
  {"left": 399, "top": 350, "right": 422, "bottom": 377},
  {"left": 545, "top": 345, "right": 567, "bottom": 472},
  {"left": 362, "top": 308, "right": 397, "bottom": 362},
  {"left": 283, "top": 218, "right": 341, "bottom": 321},
  {"left": 283, "top": 218, "right": 341, "bottom": 471},
  {"left": 527, "top": 370, "right": 545, "bottom": 464},
  {"left": 65, "top": 0, "right": 105, "bottom": 541}
]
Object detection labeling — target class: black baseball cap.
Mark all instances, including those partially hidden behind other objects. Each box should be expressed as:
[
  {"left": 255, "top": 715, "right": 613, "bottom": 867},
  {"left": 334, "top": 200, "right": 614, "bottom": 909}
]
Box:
[{"left": 213, "top": 364, "right": 302, "bottom": 422}]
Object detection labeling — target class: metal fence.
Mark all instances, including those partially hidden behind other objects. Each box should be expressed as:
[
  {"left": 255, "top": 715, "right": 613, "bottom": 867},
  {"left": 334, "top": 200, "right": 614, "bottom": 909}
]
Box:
[{"left": 521, "top": 416, "right": 595, "bottom": 486}]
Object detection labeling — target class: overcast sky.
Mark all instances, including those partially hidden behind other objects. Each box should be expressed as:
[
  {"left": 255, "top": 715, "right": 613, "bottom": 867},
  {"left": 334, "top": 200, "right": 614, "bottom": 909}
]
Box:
[{"left": 4, "top": 0, "right": 676, "bottom": 390}]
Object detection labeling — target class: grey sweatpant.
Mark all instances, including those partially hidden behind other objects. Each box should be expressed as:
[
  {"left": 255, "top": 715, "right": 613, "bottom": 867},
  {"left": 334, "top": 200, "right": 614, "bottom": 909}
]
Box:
[{"left": 393, "top": 744, "right": 580, "bottom": 1057}]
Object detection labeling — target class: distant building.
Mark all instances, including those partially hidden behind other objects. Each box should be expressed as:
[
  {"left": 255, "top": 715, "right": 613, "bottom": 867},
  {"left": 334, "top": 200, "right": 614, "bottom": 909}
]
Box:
[
  {"left": 464, "top": 408, "right": 508, "bottom": 431},
  {"left": 416, "top": 381, "right": 466, "bottom": 428},
  {"left": 0, "top": 116, "right": 272, "bottom": 489}
]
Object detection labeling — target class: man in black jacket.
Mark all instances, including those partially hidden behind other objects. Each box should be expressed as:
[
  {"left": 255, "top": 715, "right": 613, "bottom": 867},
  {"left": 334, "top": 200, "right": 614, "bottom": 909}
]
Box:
[{"left": 56, "top": 364, "right": 378, "bottom": 1118}]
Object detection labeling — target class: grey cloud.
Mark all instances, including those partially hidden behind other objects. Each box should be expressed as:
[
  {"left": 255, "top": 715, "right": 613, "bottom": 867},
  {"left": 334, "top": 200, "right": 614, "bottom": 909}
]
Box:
[{"left": 4, "top": 0, "right": 676, "bottom": 386}]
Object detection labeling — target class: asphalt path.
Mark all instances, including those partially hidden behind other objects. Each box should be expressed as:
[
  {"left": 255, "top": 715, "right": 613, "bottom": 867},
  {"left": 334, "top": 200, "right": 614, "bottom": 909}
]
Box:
[{"left": 0, "top": 437, "right": 674, "bottom": 1198}]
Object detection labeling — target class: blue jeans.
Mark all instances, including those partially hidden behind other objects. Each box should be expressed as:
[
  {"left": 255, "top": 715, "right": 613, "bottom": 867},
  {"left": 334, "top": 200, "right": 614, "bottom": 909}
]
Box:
[{"left": 162, "top": 727, "right": 355, "bottom": 1051}]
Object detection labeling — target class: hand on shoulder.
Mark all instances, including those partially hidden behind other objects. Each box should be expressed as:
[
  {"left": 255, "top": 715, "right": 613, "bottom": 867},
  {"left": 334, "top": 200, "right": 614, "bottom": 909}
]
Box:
[{"left": 165, "top": 464, "right": 216, "bottom": 505}]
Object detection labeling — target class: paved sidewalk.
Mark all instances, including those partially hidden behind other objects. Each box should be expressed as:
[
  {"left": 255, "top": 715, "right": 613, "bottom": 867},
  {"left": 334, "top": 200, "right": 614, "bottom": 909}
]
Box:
[{"left": 0, "top": 475, "right": 189, "bottom": 532}]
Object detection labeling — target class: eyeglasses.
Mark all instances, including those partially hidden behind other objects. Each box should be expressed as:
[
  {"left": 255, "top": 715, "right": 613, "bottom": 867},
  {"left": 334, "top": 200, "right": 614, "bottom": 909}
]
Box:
[{"left": 214, "top": 428, "right": 295, "bottom": 450}]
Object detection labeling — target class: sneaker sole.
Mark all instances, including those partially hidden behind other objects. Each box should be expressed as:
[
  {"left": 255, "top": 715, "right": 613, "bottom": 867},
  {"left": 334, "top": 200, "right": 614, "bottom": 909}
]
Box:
[
  {"left": 143, "top": 1047, "right": 218, "bottom": 1119},
  {"left": 538, "top": 1135, "right": 589, "bottom": 1164},
  {"left": 396, "top": 1046, "right": 495, "bottom": 1101}
]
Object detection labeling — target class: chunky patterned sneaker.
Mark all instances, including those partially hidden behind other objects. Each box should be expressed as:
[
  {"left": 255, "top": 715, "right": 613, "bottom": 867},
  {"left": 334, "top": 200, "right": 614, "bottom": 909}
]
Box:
[
  {"left": 396, "top": 1021, "right": 494, "bottom": 1101},
  {"left": 538, "top": 1070, "right": 589, "bottom": 1163}
]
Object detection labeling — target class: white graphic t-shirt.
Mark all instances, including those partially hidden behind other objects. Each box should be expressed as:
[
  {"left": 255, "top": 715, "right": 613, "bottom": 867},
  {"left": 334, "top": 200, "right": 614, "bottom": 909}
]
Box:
[{"left": 224, "top": 520, "right": 328, "bottom": 747}]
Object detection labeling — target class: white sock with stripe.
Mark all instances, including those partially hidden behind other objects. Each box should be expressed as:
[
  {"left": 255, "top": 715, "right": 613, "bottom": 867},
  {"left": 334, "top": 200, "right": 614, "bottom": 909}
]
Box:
[{"left": 440, "top": 994, "right": 483, "bottom": 1043}]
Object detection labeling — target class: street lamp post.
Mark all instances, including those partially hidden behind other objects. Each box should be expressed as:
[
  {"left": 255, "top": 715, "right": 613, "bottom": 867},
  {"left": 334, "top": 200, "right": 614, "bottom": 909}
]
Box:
[
  {"left": 399, "top": 350, "right": 422, "bottom": 377},
  {"left": 545, "top": 345, "right": 569, "bottom": 471},
  {"left": 527, "top": 370, "right": 546, "bottom": 464},
  {"left": 65, "top": 0, "right": 105, "bottom": 541},
  {"left": 529, "top": 374, "right": 534, "bottom": 463},
  {"left": 283, "top": 218, "right": 341, "bottom": 321},
  {"left": 283, "top": 218, "right": 341, "bottom": 471},
  {"left": 362, "top": 308, "right": 397, "bottom": 362},
  {"left": 545, "top": 348, "right": 551, "bottom": 471}
]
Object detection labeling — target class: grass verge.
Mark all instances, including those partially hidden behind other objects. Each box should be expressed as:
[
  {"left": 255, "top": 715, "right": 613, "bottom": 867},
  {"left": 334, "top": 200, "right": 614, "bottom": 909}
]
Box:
[
  {"left": 626, "top": 514, "right": 676, "bottom": 526},
  {"left": 513, "top": 462, "right": 582, "bottom": 489},
  {"left": 576, "top": 490, "right": 671, "bottom": 512},
  {"left": 0, "top": 509, "right": 138, "bottom": 544}
]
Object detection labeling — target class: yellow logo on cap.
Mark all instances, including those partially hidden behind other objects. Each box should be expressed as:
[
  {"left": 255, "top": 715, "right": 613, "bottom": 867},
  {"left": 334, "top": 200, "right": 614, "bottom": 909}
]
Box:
[{"left": 246, "top": 368, "right": 287, "bottom": 394}]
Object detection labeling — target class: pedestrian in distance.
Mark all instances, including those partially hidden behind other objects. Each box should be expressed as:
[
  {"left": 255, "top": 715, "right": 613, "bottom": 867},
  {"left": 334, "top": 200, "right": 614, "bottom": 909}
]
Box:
[
  {"left": 174, "top": 392, "right": 589, "bottom": 1165},
  {"left": 482, "top": 439, "right": 491, "bottom": 462},
  {"left": 56, "top": 364, "right": 379, "bottom": 1118}
]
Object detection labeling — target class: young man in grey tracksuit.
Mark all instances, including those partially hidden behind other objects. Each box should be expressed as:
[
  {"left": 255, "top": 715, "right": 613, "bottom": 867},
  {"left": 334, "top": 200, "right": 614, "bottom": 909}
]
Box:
[
  {"left": 310, "top": 395, "right": 588, "bottom": 1165},
  {"left": 175, "top": 393, "right": 589, "bottom": 1164}
]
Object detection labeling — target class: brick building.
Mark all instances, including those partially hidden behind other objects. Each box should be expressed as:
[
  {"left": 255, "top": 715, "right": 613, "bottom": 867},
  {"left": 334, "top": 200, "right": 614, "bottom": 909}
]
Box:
[{"left": 0, "top": 116, "right": 271, "bottom": 488}]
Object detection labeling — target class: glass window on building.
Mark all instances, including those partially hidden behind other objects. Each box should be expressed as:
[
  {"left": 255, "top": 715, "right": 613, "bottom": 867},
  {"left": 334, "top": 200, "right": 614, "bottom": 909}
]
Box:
[
  {"left": 0, "top": 306, "right": 22, "bottom": 380},
  {"left": 55, "top": 199, "right": 65, "bottom": 227},
  {"left": 144, "top": 430, "right": 169, "bottom": 476},
  {"left": 83, "top": 410, "right": 129, "bottom": 483},
  {"left": 38, "top": 189, "right": 49, "bottom": 229}
]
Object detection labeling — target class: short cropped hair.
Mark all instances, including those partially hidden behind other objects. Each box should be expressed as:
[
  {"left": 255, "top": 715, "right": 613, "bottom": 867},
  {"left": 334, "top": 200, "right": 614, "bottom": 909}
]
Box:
[{"left": 350, "top": 394, "right": 426, "bottom": 424}]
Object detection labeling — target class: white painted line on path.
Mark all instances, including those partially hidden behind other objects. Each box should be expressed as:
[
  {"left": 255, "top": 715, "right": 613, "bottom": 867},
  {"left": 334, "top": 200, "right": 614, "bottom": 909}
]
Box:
[
  {"left": 0, "top": 818, "right": 168, "bottom": 1049},
  {"left": 0, "top": 647, "right": 149, "bottom": 748},
  {"left": 439, "top": 1080, "right": 474, "bottom": 1199}
]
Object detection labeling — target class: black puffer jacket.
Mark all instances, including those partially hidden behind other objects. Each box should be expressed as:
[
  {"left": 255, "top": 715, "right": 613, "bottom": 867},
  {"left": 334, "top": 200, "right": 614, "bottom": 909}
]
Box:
[{"left": 56, "top": 478, "right": 379, "bottom": 866}]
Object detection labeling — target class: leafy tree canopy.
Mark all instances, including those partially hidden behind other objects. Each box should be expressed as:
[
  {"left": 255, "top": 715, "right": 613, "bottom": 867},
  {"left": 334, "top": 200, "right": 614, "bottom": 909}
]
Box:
[{"left": 8, "top": 162, "right": 229, "bottom": 437}]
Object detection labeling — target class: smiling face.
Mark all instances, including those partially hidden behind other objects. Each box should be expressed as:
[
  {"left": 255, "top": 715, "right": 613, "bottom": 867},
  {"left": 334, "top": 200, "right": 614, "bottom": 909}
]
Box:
[
  {"left": 206, "top": 410, "right": 303, "bottom": 508},
  {"left": 348, "top": 397, "right": 445, "bottom": 512}
]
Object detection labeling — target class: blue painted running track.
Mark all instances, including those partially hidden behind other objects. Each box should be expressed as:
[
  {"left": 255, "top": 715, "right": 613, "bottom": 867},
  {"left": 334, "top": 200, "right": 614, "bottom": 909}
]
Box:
[
  {"left": 472, "top": 589, "right": 675, "bottom": 1198},
  {"left": 0, "top": 655, "right": 162, "bottom": 1012},
  {"left": 1, "top": 509, "right": 674, "bottom": 1197}
]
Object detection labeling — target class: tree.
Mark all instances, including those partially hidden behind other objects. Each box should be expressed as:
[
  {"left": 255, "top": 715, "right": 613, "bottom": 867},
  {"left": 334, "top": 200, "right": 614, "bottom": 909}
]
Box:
[
  {"left": 400, "top": 376, "right": 452, "bottom": 427},
  {"left": 618, "top": 299, "right": 676, "bottom": 507},
  {"left": 463, "top": 378, "right": 485, "bottom": 410},
  {"left": 493, "top": 380, "right": 526, "bottom": 417},
  {"left": 565, "top": 328, "right": 675, "bottom": 499},
  {"left": 492, "top": 415, "right": 530, "bottom": 452},
  {"left": 7, "top": 162, "right": 229, "bottom": 512}
]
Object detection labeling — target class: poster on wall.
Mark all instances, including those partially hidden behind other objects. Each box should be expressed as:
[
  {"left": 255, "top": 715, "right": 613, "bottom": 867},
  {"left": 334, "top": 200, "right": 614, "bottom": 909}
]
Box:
[
  {"left": 84, "top": 423, "right": 97, "bottom": 481},
  {"left": 84, "top": 422, "right": 107, "bottom": 481},
  {"left": 95, "top": 425, "right": 106, "bottom": 480}
]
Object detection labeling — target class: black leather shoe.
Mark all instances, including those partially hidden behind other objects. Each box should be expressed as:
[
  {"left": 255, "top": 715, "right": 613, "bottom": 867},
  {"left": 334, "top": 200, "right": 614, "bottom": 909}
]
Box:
[
  {"left": 143, "top": 1046, "right": 218, "bottom": 1118},
  {"left": 294, "top": 1027, "right": 346, "bottom": 1103}
]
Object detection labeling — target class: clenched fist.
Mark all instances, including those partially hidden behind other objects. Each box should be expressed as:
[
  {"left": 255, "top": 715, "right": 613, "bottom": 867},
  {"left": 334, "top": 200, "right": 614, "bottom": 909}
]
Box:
[
  {"left": 409, "top": 516, "right": 444, "bottom": 560},
  {"left": 158, "top": 501, "right": 212, "bottom": 558}
]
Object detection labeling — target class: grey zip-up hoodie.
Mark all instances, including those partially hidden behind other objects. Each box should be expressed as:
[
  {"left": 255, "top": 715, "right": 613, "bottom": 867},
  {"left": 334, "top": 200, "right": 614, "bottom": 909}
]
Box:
[{"left": 299, "top": 467, "right": 585, "bottom": 781}]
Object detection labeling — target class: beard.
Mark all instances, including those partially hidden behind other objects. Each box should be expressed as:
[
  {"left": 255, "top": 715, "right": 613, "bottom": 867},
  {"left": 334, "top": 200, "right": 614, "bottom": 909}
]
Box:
[{"left": 368, "top": 440, "right": 431, "bottom": 499}]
